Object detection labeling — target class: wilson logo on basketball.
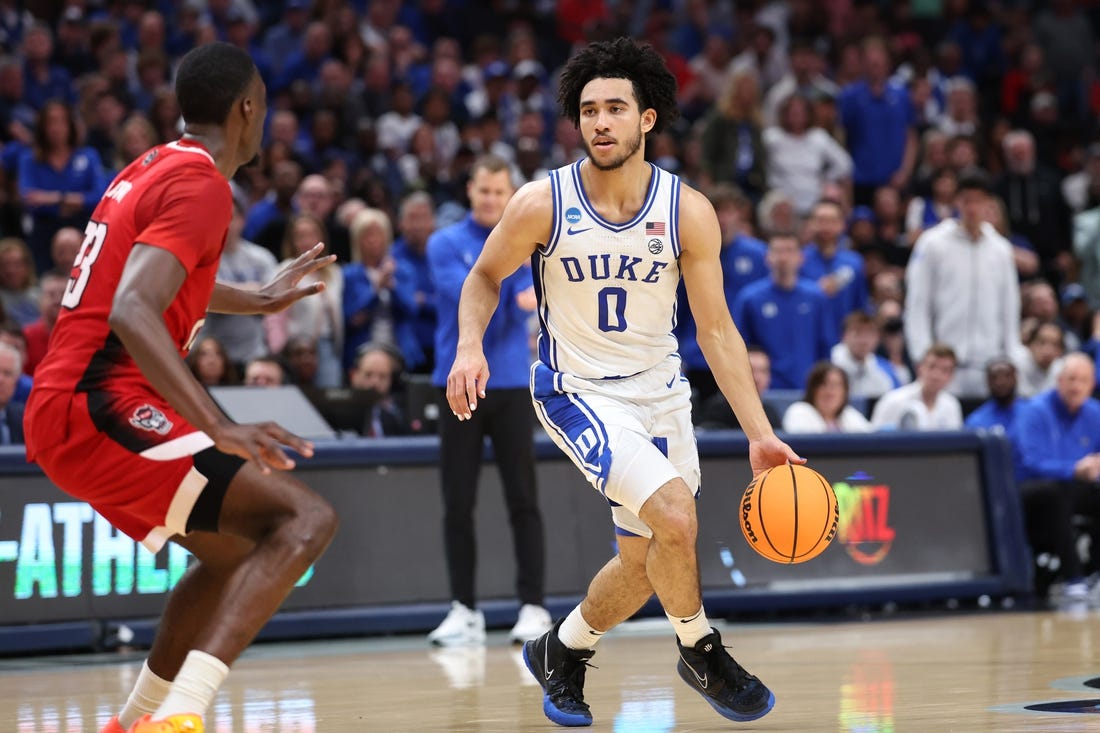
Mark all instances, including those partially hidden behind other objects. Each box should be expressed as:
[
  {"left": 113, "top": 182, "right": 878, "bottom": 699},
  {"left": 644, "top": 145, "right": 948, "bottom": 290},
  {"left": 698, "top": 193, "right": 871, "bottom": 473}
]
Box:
[
  {"left": 834, "top": 472, "right": 896, "bottom": 565},
  {"left": 741, "top": 474, "right": 761, "bottom": 544}
]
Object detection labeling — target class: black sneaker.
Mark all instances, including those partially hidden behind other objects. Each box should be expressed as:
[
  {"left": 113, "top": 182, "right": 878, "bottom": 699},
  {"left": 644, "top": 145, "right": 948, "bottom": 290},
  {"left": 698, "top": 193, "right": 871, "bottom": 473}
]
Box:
[
  {"left": 676, "top": 628, "right": 775, "bottom": 722},
  {"left": 522, "top": 618, "right": 595, "bottom": 727}
]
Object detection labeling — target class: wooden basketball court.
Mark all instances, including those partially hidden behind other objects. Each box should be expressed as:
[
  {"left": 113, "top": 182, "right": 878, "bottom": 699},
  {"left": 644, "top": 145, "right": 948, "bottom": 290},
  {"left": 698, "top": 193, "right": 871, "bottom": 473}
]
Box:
[{"left": 3, "top": 607, "right": 1099, "bottom": 731}]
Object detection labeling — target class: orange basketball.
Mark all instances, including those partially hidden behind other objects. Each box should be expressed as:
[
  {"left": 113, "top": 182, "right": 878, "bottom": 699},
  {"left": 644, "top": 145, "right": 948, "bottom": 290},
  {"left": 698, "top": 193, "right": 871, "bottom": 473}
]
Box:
[{"left": 740, "top": 464, "right": 839, "bottom": 564}]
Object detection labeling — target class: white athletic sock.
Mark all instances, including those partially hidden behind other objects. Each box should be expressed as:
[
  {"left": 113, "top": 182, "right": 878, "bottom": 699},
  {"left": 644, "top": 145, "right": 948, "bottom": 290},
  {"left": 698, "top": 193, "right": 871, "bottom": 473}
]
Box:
[
  {"left": 557, "top": 606, "right": 606, "bottom": 650},
  {"left": 152, "top": 650, "right": 229, "bottom": 719},
  {"left": 668, "top": 606, "right": 711, "bottom": 647},
  {"left": 117, "top": 660, "right": 172, "bottom": 729}
]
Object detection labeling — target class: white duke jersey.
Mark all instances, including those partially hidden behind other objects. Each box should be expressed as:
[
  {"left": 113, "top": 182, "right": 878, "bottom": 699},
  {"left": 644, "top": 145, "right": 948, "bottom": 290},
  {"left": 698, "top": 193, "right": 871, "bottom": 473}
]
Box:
[{"left": 533, "top": 160, "right": 683, "bottom": 379}]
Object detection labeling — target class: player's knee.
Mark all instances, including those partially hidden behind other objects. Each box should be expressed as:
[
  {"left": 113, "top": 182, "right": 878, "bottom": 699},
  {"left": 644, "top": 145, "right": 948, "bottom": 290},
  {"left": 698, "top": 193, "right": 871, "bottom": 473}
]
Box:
[
  {"left": 277, "top": 496, "right": 338, "bottom": 562},
  {"left": 648, "top": 505, "right": 697, "bottom": 546},
  {"left": 301, "top": 497, "right": 338, "bottom": 557},
  {"left": 640, "top": 479, "right": 697, "bottom": 543}
]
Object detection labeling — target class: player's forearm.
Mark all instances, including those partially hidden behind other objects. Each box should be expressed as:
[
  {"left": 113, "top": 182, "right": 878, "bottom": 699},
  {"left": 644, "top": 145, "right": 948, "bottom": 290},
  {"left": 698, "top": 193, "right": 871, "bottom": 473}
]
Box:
[
  {"left": 109, "top": 298, "right": 231, "bottom": 437},
  {"left": 697, "top": 323, "right": 774, "bottom": 442},
  {"left": 456, "top": 268, "right": 502, "bottom": 350},
  {"left": 208, "top": 282, "right": 271, "bottom": 314}
]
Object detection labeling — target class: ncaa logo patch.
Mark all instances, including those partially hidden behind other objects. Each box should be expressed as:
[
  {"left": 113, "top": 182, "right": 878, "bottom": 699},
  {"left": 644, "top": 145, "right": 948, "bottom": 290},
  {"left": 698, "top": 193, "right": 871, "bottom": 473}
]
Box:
[
  {"left": 565, "top": 207, "right": 582, "bottom": 224},
  {"left": 130, "top": 404, "right": 173, "bottom": 435},
  {"left": 648, "top": 238, "right": 664, "bottom": 255}
]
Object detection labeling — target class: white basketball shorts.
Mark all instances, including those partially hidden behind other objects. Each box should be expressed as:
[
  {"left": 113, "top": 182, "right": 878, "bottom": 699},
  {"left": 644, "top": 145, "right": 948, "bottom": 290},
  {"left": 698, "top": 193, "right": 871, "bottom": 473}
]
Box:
[{"left": 530, "top": 354, "right": 700, "bottom": 538}]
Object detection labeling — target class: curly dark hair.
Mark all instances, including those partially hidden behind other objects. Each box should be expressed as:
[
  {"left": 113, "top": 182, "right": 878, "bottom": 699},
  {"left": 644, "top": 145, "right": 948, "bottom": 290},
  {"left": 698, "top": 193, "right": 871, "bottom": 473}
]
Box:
[{"left": 557, "top": 37, "right": 679, "bottom": 134}]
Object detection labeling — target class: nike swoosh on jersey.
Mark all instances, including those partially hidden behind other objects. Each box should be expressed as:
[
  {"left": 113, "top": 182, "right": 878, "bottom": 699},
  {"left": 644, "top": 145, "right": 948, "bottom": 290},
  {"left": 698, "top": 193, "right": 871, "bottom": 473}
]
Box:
[{"left": 567, "top": 226, "right": 593, "bottom": 235}]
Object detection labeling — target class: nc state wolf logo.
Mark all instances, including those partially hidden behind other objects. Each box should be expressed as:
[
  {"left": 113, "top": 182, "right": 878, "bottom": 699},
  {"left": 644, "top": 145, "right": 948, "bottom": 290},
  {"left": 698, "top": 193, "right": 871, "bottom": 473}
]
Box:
[{"left": 130, "top": 404, "right": 173, "bottom": 435}]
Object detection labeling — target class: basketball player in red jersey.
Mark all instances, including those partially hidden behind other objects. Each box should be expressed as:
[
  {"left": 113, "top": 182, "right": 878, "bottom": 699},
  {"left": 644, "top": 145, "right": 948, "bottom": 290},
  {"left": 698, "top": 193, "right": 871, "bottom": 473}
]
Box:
[{"left": 24, "top": 43, "right": 338, "bottom": 733}]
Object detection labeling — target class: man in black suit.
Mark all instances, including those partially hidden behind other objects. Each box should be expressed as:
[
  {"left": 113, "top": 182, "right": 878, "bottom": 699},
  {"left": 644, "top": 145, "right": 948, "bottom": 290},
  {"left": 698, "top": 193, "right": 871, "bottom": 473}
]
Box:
[
  {"left": 349, "top": 342, "right": 410, "bottom": 437},
  {"left": 0, "top": 341, "right": 25, "bottom": 444}
]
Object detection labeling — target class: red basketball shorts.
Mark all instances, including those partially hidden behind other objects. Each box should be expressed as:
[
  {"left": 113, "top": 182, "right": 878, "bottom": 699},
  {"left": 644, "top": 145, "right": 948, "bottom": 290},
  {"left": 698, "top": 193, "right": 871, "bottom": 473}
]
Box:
[{"left": 26, "top": 387, "right": 233, "bottom": 552}]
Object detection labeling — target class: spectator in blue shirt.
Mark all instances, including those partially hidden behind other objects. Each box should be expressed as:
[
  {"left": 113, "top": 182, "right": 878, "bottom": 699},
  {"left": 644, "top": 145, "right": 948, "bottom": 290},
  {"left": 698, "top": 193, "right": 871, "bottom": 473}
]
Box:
[
  {"left": 273, "top": 21, "right": 331, "bottom": 94},
  {"left": 801, "top": 199, "right": 868, "bottom": 339},
  {"left": 243, "top": 158, "right": 302, "bottom": 254},
  {"left": 839, "top": 37, "right": 917, "bottom": 204},
  {"left": 425, "top": 154, "right": 549, "bottom": 646},
  {"left": 18, "top": 101, "right": 107, "bottom": 273},
  {"left": 342, "top": 206, "right": 421, "bottom": 371},
  {"left": 20, "top": 24, "right": 73, "bottom": 111},
  {"left": 1012, "top": 353, "right": 1100, "bottom": 599},
  {"left": 732, "top": 232, "right": 835, "bottom": 389},
  {"left": 676, "top": 184, "right": 767, "bottom": 402},
  {"left": 164, "top": 1, "right": 202, "bottom": 58},
  {"left": 965, "top": 359, "right": 1026, "bottom": 433},
  {"left": 262, "top": 0, "right": 311, "bottom": 76},
  {"left": 946, "top": 5, "right": 1005, "bottom": 87},
  {"left": 392, "top": 191, "right": 438, "bottom": 375}
]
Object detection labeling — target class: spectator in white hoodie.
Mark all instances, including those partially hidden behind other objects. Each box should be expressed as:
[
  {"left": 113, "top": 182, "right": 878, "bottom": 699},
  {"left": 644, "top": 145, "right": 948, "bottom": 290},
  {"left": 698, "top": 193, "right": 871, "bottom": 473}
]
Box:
[{"left": 904, "top": 171, "right": 1021, "bottom": 398}]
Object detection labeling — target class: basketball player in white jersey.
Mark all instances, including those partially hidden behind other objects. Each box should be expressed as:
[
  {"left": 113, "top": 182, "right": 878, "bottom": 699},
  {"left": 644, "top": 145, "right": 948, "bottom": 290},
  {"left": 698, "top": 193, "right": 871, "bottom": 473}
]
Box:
[{"left": 446, "top": 38, "right": 803, "bottom": 727}]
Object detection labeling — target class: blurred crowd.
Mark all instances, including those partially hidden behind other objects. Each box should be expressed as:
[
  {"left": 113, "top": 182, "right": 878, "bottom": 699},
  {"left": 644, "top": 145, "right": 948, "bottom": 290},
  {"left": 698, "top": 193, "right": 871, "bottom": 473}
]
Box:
[{"left": 0, "top": 0, "right": 1099, "bottom": 448}]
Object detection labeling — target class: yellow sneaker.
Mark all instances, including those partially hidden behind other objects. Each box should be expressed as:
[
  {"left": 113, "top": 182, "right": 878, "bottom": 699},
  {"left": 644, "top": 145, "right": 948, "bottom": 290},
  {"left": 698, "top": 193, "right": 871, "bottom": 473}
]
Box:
[
  {"left": 99, "top": 716, "right": 127, "bottom": 733},
  {"left": 128, "top": 714, "right": 204, "bottom": 732}
]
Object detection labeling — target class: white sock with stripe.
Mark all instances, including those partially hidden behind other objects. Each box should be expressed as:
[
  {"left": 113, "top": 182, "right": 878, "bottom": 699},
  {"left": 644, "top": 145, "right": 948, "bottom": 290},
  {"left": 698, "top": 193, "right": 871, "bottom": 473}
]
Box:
[
  {"left": 668, "top": 606, "right": 711, "bottom": 647},
  {"left": 557, "top": 606, "right": 605, "bottom": 650}
]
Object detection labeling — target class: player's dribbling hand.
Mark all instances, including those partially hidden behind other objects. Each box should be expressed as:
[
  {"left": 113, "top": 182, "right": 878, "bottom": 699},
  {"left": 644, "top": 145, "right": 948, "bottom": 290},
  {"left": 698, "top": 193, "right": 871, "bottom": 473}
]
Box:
[
  {"left": 748, "top": 433, "right": 805, "bottom": 477},
  {"left": 446, "top": 347, "right": 490, "bottom": 421},
  {"left": 213, "top": 422, "right": 315, "bottom": 475},
  {"left": 258, "top": 242, "right": 337, "bottom": 314}
]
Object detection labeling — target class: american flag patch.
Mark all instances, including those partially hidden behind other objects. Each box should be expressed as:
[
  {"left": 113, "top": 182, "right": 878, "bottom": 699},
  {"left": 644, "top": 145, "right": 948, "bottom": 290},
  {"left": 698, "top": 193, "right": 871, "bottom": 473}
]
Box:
[{"left": 645, "top": 221, "right": 665, "bottom": 236}]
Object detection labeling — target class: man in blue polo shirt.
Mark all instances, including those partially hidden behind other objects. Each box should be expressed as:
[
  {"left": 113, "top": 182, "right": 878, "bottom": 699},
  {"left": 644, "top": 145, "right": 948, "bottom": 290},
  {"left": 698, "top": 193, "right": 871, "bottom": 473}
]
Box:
[
  {"left": 965, "top": 359, "right": 1026, "bottom": 433},
  {"left": 839, "top": 37, "right": 917, "bottom": 204},
  {"left": 801, "top": 199, "right": 868, "bottom": 338},
  {"left": 426, "top": 154, "right": 550, "bottom": 646},
  {"left": 1012, "top": 353, "right": 1100, "bottom": 599},
  {"left": 732, "top": 231, "right": 835, "bottom": 390}
]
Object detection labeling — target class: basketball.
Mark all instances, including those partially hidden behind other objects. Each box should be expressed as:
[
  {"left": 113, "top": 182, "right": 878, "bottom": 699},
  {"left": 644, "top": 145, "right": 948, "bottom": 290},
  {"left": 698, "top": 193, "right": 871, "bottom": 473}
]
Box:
[{"left": 740, "top": 464, "right": 839, "bottom": 564}]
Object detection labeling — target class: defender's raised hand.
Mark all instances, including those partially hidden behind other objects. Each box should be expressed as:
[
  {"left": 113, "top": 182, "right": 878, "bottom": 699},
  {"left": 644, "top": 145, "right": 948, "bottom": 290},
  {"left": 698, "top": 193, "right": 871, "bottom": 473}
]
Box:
[{"left": 257, "top": 242, "right": 337, "bottom": 313}]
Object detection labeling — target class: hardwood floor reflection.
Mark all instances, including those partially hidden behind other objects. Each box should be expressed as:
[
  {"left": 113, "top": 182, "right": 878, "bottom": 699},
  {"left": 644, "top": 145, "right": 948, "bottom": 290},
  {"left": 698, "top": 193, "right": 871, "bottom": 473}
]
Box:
[{"left": 3, "top": 608, "right": 1100, "bottom": 731}]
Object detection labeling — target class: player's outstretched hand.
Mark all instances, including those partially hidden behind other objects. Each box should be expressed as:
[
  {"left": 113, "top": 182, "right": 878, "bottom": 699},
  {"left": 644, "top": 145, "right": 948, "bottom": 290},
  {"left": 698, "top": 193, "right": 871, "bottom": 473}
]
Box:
[
  {"left": 748, "top": 433, "right": 805, "bottom": 477},
  {"left": 257, "top": 242, "right": 337, "bottom": 314},
  {"left": 446, "top": 346, "right": 490, "bottom": 421},
  {"left": 213, "top": 422, "right": 315, "bottom": 475}
]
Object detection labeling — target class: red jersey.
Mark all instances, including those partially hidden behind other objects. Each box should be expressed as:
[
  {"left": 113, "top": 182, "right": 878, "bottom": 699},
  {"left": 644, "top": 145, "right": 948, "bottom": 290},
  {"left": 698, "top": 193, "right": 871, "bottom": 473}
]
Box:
[{"left": 31, "top": 140, "right": 231, "bottom": 397}]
